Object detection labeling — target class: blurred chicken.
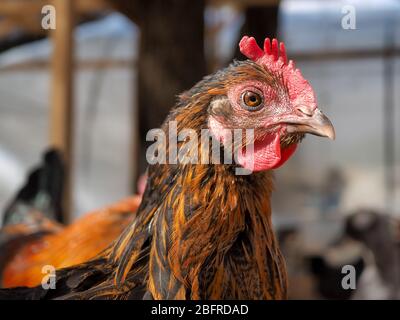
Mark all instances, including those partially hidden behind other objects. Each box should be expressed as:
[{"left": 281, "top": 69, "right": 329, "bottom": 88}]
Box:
[
  {"left": 346, "top": 209, "right": 400, "bottom": 299},
  {"left": 0, "top": 35, "right": 334, "bottom": 299},
  {"left": 0, "top": 149, "right": 141, "bottom": 288},
  {"left": 308, "top": 237, "right": 366, "bottom": 299},
  {"left": 308, "top": 209, "right": 400, "bottom": 300}
]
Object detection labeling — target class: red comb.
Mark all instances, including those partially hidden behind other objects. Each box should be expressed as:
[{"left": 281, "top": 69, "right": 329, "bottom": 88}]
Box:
[
  {"left": 239, "top": 36, "right": 288, "bottom": 65},
  {"left": 238, "top": 35, "right": 316, "bottom": 110}
]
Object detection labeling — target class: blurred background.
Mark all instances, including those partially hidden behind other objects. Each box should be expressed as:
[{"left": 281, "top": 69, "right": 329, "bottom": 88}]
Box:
[{"left": 0, "top": 0, "right": 399, "bottom": 299}]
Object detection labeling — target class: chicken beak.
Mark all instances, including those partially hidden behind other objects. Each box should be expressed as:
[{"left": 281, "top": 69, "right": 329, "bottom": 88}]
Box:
[{"left": 285, "top": 108, "right": 335, "bottom": 140}]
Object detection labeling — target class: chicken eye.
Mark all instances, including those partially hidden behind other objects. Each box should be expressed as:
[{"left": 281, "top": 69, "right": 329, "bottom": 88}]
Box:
[{"left": 241, "top": 91, "right": 263, "bottom": 110}]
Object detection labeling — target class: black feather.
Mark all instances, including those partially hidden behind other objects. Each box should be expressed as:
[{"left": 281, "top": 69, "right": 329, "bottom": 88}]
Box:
[{"left": 2, "top": 148, "right": 65, "bottom": 226}]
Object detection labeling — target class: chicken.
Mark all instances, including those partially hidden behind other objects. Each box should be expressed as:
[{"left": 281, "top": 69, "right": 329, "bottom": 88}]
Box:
[
  {"left": 310, "top": 209, "right": 400, "bottom": 300},
  {"left": 2, "top": 149, "right": 64, "bottom": 226},
  {"left": 0, "top": 35, "right": 334, "bottom": 300},
  {"left": 347, "top": 209, "right": 400, "bottom": 299},
  {"left": 345, "top": 209, "right": 400, "bottom": 282},
  {"left": 0, "top": 149, "right": 141, "bottom": 288},
  {"left": 308, "top": 238, "right": 366, "bottom": 299}
]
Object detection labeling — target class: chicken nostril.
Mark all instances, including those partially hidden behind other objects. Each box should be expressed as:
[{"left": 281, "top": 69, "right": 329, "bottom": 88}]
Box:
[{"left": 295, "top": 105, "right": 314, "bottom": 117}]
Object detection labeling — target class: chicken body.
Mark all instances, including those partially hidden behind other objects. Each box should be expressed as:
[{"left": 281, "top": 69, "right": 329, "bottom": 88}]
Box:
[
  {"left": 1, "top": 196, "right": 140, "bottom": 288},
  {"left": 0, "top": 149, "right": 141, "bottom": 288}
]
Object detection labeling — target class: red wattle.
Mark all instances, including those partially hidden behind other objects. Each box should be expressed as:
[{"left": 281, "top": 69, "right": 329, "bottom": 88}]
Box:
[
  {"left": 237, "top": 131, "right": 297, "bottom": 172},
  {"left": 272, "top": 143, "right": 297, "bottom": 169}
]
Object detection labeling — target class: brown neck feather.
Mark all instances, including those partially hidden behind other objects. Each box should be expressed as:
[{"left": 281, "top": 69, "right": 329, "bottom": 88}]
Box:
[{"left": 111, "top": 97, "right": 287, "bottom": 299}]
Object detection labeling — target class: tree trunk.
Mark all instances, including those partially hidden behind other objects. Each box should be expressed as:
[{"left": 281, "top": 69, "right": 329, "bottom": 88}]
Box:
[
  {"left": 234, "top": 5, "right": 279, "bottom": 59},
  {"left": 113, "top": 0, "right": 206, "bottom": 187},
  {"left": 134, "top": 0, "right": 206, "bottom": 185}
]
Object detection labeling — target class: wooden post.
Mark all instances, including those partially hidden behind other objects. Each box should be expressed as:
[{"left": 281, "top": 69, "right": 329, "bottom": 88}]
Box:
[
  {"left": 50, "top": 0, "right": 75, "bottom": 223},
  {"left": 133, "top": 0, "right": 206, "bottom": 187},
  {"left": 234, "top": 5, "right": 279, "bottom": 59}
]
